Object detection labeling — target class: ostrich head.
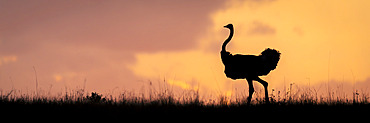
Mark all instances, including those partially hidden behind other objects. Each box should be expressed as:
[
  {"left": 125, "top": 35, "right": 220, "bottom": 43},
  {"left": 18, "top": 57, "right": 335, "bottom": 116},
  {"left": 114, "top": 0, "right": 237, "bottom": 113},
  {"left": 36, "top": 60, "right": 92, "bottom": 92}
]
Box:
[
  {"left": 260, "top": 48, "right": 281, "bottom": 70},
  {"left": 224, "top": 24, "right": 233, "bottom": 29}
]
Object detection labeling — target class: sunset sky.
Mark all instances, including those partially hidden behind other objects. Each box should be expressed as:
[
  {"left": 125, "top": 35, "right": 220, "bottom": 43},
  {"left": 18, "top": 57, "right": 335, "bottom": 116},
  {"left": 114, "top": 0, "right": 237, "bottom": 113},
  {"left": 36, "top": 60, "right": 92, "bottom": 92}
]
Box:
[{"left": 1, "top": 0, "right": 370, "bottom": 97}]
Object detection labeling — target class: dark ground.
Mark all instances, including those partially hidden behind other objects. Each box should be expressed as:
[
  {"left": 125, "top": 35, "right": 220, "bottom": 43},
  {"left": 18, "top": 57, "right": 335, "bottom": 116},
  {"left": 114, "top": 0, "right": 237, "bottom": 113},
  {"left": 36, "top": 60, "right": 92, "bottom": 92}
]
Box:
[
  {"left": 2, "top": 100, "right": 369, "bottom": 117},
  {"left": 1, "top": 91, "right": 369, "bottom": 119}
]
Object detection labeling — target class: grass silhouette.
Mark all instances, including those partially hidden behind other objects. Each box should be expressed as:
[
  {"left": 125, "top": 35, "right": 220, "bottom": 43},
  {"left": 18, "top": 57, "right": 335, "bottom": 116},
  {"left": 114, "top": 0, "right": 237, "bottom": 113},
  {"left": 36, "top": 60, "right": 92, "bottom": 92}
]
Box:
[{"left": 1, "top": 85, "right": 369, "bottom": 117}]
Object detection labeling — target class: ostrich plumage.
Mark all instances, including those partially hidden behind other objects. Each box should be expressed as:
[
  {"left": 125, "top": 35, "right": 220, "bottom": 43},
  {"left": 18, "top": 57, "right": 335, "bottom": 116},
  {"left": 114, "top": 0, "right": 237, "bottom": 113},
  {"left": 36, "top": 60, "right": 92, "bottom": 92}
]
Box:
[{"left": 220, "top": 23, "right": 280, "bottom": 104}]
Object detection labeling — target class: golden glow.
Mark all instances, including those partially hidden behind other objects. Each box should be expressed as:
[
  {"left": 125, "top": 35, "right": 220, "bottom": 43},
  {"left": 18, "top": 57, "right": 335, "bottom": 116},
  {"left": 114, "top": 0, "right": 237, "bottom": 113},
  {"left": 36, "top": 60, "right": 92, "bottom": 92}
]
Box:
[
  {"left": 127, "top": 50, "right": 229, "bottom": 92},
  {"left": 225, "top": 90, "right": 232, "bottom": 98},
  {"left": 54, "top": 74, "right": 62, "bottom": 82},
  {"left": 1, "top": 0, "right": 369, "bottom": 96},
  {"left": 129, "top": 0, "right": 370, "bottom": 94},
  {"left": 167, "top": 79, "right": 198, "bottom": 90},
  {"left": 52, "top": 72, "right": 79, "bottom": 83},
  {"left": 0, "top": 55, "right": 17, "bottom": 66}
]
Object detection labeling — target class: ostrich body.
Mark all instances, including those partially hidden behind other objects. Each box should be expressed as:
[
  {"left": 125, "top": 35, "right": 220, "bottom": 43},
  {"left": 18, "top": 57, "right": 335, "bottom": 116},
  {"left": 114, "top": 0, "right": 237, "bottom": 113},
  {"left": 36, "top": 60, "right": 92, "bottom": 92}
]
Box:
[{"left": 221, "top": 24, "right": 280, "bottom": 104}]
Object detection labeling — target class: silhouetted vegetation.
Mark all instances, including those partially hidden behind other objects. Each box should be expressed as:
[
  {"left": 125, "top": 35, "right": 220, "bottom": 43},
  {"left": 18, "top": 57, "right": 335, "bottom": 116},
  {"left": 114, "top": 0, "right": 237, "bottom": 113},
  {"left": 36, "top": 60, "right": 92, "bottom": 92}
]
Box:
[{"left": 1, "top": 86, "right": 369, "bottom": 117}]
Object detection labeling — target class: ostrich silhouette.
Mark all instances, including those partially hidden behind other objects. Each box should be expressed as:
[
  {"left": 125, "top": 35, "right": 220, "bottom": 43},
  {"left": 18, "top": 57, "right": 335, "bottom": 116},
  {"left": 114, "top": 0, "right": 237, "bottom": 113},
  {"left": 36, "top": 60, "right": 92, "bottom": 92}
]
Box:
[{"left": 221, "top": 24, "right": 280, "bottom": 105}]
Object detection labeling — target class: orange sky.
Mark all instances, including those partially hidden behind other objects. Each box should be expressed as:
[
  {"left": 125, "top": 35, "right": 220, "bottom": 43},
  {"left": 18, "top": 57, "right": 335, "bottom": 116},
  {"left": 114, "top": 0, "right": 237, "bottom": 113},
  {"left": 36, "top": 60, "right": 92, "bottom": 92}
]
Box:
[{"left": 1, "top": 0, "right": 370, "bottom": 98}]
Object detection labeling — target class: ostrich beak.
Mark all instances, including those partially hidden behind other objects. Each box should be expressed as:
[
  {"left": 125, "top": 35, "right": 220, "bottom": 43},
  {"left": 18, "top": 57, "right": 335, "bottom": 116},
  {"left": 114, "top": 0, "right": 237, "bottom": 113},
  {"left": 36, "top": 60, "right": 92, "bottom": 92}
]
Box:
[{"left": 224, "top": 25, "right": 228, "bottom": 28}]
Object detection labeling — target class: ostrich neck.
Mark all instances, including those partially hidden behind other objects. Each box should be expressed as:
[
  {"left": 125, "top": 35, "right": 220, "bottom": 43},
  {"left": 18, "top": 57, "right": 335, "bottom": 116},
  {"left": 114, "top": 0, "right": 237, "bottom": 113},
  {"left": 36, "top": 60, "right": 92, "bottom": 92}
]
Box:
[{"left": 222, "top": 27, "right": 234, "bottom": 52}]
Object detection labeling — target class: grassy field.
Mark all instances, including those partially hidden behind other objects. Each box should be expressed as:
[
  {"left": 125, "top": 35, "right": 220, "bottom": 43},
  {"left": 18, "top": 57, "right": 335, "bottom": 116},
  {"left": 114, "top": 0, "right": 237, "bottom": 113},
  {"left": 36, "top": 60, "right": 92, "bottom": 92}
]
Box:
[{"left": 1, "top": 87, "right": 369, "bottom": 117}]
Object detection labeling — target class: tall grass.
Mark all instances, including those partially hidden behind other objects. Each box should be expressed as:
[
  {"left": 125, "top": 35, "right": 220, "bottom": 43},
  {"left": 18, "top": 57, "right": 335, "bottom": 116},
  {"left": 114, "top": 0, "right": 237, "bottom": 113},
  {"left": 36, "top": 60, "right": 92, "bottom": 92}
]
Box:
[{"left": 0, "top": 83, "right": 369, "bottom": 114}]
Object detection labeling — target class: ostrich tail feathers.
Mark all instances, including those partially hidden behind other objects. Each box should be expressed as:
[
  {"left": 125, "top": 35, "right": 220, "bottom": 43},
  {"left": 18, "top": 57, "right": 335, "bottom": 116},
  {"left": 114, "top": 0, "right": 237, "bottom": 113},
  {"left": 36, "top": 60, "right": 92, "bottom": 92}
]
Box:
[{"left": 261, "top": 48, "right": 281, "bottom": 71}]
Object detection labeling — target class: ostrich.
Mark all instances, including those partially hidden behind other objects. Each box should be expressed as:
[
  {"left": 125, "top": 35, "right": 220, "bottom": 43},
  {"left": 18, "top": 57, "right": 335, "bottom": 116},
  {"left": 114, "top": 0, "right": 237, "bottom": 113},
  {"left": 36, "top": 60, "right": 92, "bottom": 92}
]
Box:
[{"left": 221, "top": 24, "right": 280, "bottom": 105}]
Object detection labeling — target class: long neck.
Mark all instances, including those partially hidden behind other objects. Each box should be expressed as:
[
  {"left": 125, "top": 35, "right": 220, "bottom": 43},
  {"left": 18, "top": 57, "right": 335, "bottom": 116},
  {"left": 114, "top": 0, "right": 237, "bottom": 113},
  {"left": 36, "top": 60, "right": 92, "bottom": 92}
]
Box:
[{"left": 222, "top": 27, "right": 234, "bottom": 52}]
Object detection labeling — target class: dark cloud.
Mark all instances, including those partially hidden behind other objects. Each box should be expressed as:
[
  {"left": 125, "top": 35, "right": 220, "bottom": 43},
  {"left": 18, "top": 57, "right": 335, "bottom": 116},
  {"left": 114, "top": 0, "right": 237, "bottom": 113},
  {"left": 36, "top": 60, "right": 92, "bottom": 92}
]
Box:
[
  {"left": 0, "top": 0, "right": 226, "bottom": 54},
  {"left": 248, "top": 21, "right": 276, "bottom": 35},
  {"left": 0, "top": 0, "right": 227, "bottom": 91}
]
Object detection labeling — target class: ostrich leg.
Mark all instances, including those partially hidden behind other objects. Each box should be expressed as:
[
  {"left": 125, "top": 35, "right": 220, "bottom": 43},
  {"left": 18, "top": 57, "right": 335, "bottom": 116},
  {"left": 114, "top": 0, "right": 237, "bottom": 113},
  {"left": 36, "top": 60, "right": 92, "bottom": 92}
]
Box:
[
  {"left": 256, "top": 77, "right": 269, "bottom": 104},
  {"left": 246, "top": 79, "right": 254, "bottom": 105}
]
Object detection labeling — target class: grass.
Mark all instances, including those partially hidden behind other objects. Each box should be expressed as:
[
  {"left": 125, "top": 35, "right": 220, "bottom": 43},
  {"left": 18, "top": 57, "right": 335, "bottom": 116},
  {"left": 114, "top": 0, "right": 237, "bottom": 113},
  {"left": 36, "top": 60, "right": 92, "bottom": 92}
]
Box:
[{"left": 1, "top": 86, "right": 370, "bottom": 117}]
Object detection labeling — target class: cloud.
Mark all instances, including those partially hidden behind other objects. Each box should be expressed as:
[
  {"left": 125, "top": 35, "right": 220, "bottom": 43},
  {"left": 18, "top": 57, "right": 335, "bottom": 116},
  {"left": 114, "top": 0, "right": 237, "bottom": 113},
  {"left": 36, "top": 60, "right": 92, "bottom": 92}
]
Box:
[
  {"left": 167, "top": 79, "right": 198, "bottom": 90},
  {"left": 236, "top": 0, "right": 277, "bottom": 9},
  {"left": 248, "top": 21, "right": 276, "bottom": 35},
  {"left": 0, "top": 0, "right": 226, "bottom": 53},
  {"left": 0, "top": 55, "right": 17, "bottom": 66},
  {"left": 0, "top": 0, "right": 227, "bottom": 92},
  {"left": 2, "top": 0, "right": 370, "bottom": 97},
  {"left": 293, "top": 27, "right": 304, "bottom": 36},
  {"left": 127, "top": 50, "right": 230, "bottom": 93},
  {"left": 128, "top": 0, "right": 370, "bottom": 98}
]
